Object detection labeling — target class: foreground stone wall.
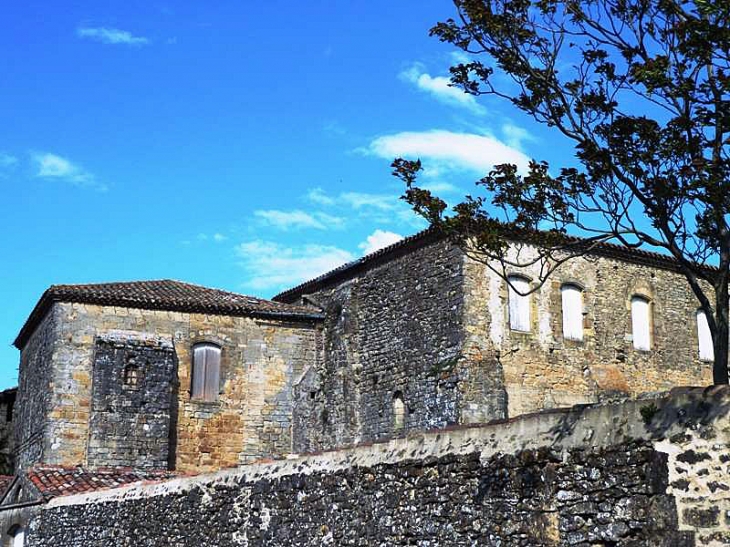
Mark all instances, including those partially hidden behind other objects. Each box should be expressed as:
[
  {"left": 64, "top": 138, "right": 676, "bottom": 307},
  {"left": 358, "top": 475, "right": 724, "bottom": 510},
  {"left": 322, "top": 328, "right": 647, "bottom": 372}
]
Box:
[
  {"left": 17, "top": 303, "right": 319, "bottom": 473},
  {"left": 24, "top": 387, "right": 730, "bottom": 546}
]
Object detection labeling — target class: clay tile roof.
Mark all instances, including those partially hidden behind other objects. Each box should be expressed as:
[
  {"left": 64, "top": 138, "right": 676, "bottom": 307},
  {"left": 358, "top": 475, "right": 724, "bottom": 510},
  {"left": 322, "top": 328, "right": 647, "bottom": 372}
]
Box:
[
  {"left": 26, "top": 466, "right": 176, "bottom": 501},
  {"left": 14, "top": 279, "right": 324, "bottom": 349},
  {"left": 274, "top": 226, "right": 714, "bottom": 303}
]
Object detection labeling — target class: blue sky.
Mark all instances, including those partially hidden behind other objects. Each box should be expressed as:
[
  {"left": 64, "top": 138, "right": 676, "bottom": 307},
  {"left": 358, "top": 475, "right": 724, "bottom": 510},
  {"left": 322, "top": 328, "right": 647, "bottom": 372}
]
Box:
[{"left": 0, "top": 1, "right": 575, "bottom": 388}]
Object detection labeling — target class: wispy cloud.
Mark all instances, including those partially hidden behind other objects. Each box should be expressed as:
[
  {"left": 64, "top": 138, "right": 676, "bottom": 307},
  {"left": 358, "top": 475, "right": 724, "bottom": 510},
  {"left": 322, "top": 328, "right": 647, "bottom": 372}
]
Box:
[
  {"left": 32, "top": 152, "right": 106, "bottom": 190},
  {"left": 358, "top": 229, "right": 403, "bottom": 256},
  {"left": 0, "top": 152, "right": 18, "bottom": 169},
  {"left": 501, "top": 123, "right": 536, "bottom": 150},
  {"left": 340, "top": 192, "right": 396, "bottom": 211},
  {"left": 306, "top": 188, "right": 398, "bottom": 212},
  {"left": 76, "top": 27, "right": 150, "bottom": 46},
  {"left": 400, "top": 63, "right": 485, "bottom": 115},
  {"left": 365, "top": 129, "right": 531, "bottom": 176},
  {"left": 254, "top": 209, "right": 345, "bottom": 231},
  {"left": 306, "top": 187, "right": 335, "bottom": 206},
  {"left": 237, "top": 240, "right": 354, "bottom": 290}
]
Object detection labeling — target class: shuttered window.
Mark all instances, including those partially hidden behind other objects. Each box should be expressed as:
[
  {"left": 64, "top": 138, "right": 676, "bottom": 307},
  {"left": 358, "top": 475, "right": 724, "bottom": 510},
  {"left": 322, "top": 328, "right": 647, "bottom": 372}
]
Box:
[
  {"left": 508, "top": 276, "right": 531, "bottom": 332},
  {"left": 191, "top": 344, "right": 221, "bottom": 401},
  {"left": 697, "top": 310, "right": 714, "bottom": 362},
  {"left": 561, "top": 284, "right": 584, "bottom": 341},
  {"left": 631, "top": 296, "right": 651, "bottom": 351}
]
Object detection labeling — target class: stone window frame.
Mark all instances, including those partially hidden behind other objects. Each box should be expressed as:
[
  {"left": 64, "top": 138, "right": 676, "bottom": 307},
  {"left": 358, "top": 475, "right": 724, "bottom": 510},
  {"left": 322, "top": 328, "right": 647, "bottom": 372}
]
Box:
[
  {"left": 559, "top": 281, "right": 587, "bottom": 344},
  {"left": 122, "top": 362, "right": 142, "bottom": 390},
  {"left": 392, "top": 391, "right": 406, "bottom": 432},
  {"left": 189, "top": 341, "right": 224, "bottom": 403},
  {"left": 628, "top": 292, "right": 654, "bottom": 353},
  {"left": 504, "top": 273, "right": 537, "bottom": 335},
  {"left": 696, "top": 308, "right": 715, "bottom": 363}
]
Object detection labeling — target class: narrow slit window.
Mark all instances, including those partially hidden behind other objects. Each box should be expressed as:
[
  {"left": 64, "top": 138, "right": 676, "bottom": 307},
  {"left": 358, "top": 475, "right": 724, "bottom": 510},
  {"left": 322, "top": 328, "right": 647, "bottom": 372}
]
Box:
[
  {"left": 631, "top": 296, "right": 651, "bottom": 351},
  {"left": 191, "top": 344, "right": 221, "bottom": 402},
  {"left": 697, "top": 310, "right": 714, "bottom": 362},
  {"left": 508, "top": 276, "right": 531, "bottom": 332},
  {"left": 561, "top": 284, "right": 584, "bottom": 341},
  {"left": 393, "top": 392, "right": 405, "bottom": 431}
]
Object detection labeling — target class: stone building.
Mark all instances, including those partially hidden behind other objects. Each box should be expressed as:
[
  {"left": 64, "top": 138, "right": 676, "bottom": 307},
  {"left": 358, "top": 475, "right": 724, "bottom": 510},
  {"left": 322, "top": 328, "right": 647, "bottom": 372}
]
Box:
[
  {"left": 0, "top": 229, "right": 723, "bottom": 545},
  {"left": 11, "top": 280, "right": 322, "bottom": 474},
  {"left": 275, "top": 229, "right": 715, "bottom": 452},
  {"left": 5, "top": 230, "right": 718, "bottom": 471}
]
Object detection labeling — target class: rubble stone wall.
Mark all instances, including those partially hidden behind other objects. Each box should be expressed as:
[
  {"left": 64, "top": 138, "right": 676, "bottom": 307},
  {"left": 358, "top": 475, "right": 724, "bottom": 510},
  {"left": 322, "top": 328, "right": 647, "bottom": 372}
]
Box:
[
  {"left": 25, "top": 388, "right": 730, "bottom": 546},
  {"left": 291, "top": 238, "right": 505, "bottom": 453}
]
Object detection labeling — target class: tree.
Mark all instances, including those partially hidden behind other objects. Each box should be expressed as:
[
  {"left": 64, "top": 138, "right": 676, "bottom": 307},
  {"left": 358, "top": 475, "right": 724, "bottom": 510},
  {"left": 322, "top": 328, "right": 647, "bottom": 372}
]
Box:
[{"left": 393, "top": 0, "right": 730, "bottom": 384}]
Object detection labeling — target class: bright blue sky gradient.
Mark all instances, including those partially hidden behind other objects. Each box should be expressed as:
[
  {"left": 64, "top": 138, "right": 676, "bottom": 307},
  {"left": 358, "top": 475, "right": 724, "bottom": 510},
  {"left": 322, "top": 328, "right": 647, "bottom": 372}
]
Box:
[{"left": 0, "top": 1, "right": 576, "bottom": 388}]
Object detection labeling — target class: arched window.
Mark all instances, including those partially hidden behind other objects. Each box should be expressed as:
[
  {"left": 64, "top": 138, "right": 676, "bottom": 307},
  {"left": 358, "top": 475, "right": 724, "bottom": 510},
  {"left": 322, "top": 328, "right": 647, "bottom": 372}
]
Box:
[
  {"left": 123, "top": 364, "right": 141, "bottom": 390},
  {"left": 8, "top": 525, "right": 24, "bottom": 547},
  {"left": 561, "top": 284, "right": 584, "bottom": 341},
  {"left": 507, "top": 276, "right": 531, "bottom": 332},
  {"left": 697, "top": 309, "right": 714, "bottom": 362},
  {"left": 393, "top": 392, "right": 406, "bottom": 431},
  {"left": 631, "top": 296, "right": 652, "bottom": 351},
  {"left": 191, "top": 343, "right": 221, "bottom": 402}
]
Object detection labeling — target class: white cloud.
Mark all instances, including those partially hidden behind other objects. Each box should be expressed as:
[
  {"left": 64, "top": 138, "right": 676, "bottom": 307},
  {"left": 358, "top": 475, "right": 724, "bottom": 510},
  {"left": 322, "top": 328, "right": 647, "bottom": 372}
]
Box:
[
  {"left": 501, "top": 123, "right": 535, "bottom": 150},
  {"left": 77, "top": 27, "right": 150, "bottom": 46},
  {"left": 366, "top": 129, "right": 531, "bottom": 176},
  {"left": 305, "top": 188, "right": 398, "bottom": 212},
  {"left": 0, "top": 152, "right": 18, "bottom": 168},
  {"left": 358, "top": 229, "right": 404, "bottom": 256},
  {"left": 236, "top": 240, "right": 354, "bottom": 290},
  {"left": 306, "top": 187, "right": 335, "bottom": 206},
  {"left": 340, "top": 192, "right": 396, "bottom": 211},
  {"left": 419, "top": 181, "right": 460, "bottom": 194},
  {"left": 254, "top": 209, "right": 345, "bottom": 230},
  {"left": 213, "top": 233, "right": 227, "bottom": 242},
  {"left": 400, "top": 63, "right": 485, "bottom": 115},
  {"left": 32, "top": 152, "right": 106, "bottom": 190}
]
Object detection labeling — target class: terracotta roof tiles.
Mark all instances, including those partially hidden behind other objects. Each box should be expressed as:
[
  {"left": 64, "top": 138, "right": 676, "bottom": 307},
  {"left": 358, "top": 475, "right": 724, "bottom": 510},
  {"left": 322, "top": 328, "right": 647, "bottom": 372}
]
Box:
[{"left": 14, "top": 279, "right": 324, "bottom": 349}]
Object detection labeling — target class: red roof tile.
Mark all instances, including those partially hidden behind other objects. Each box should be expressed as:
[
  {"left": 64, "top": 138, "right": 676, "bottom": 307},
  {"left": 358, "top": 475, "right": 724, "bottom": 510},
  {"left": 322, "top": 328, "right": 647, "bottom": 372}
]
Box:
[{"left": 26, "top": 466, "right": 177, "bottom": 500}]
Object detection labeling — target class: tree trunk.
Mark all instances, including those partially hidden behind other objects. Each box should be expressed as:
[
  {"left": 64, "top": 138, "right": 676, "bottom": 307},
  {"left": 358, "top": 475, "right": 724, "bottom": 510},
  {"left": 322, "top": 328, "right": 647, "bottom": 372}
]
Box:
[{"left": 713, "top": 280, "right": 730, "bottom": 385}]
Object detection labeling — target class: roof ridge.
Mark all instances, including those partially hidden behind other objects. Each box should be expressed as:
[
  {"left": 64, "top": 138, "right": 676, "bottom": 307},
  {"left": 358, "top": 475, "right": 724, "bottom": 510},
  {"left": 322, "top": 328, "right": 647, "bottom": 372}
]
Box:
[{"left": 273, "top": 225, "right": 716, "bottom": 303}]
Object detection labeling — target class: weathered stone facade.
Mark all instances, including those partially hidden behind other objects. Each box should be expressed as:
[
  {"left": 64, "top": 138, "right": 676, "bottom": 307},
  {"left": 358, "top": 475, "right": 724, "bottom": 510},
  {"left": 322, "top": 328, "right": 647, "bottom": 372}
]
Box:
[
  {"left": 14, "top": 300, "right": 320, "bottom": 473},
  {"left": 0, "top": 389, "right": 17, "bottom": 476},
  {"left": 278, "top": 233, "right": 714, "bottom": 452},
  {"left": 23, "top": 387, "right": 730, "bottom": 546}
]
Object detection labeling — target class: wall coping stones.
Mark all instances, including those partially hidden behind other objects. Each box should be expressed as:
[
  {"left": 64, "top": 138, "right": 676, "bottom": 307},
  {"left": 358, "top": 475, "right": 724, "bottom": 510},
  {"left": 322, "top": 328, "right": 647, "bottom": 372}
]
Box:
[{"left": 47, "top": 385, "right": 729, "bottom": 509}]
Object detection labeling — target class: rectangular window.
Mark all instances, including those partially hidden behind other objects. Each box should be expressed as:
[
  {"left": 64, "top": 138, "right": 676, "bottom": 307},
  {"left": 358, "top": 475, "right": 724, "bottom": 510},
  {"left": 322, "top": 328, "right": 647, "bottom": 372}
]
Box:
[
  {"left": 697, "top": 310, "right": 714, "bottom": 362},
  {"left": 631, "top": 296, "right": 651, "bottom": 351},
  {"left": 192, "top": 344, "right": 221, "bottom": 401},
  {"left": 508, "top": 276, "right": 531, "bottom": 332},
  {"left": 561, "top": 284, "right": 583, "bottom": 341}
]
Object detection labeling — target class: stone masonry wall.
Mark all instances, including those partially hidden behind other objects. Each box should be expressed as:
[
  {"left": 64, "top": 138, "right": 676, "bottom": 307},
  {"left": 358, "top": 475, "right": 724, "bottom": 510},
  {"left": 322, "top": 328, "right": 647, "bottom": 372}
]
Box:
[
  {"left": 87, "top": 334, "right": 177, "bottom": 469},
  {"left": 14, "top": 308, "right": 59, "bottom": 470},
  {"left": 291, "top": 239, "right": 505, "bottom": 453},
  {"left": 22, "top": 302, "right": 319, "bottom": 473},
  {"left": 0, "top": 389, "right": 17, "bottom": 475},
  {"left": 465, "top": 247, "right": 714, "bottom": 418},
  {"left": 24, "top": 387, "right": 730, "bottom": 546}
]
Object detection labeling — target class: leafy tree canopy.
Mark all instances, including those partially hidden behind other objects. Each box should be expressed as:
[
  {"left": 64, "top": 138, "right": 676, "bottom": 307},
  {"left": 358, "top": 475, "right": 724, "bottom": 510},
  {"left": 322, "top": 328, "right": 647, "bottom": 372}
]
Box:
[{"left": 394, "top": 0, "right": 730, "bottom": 383}]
